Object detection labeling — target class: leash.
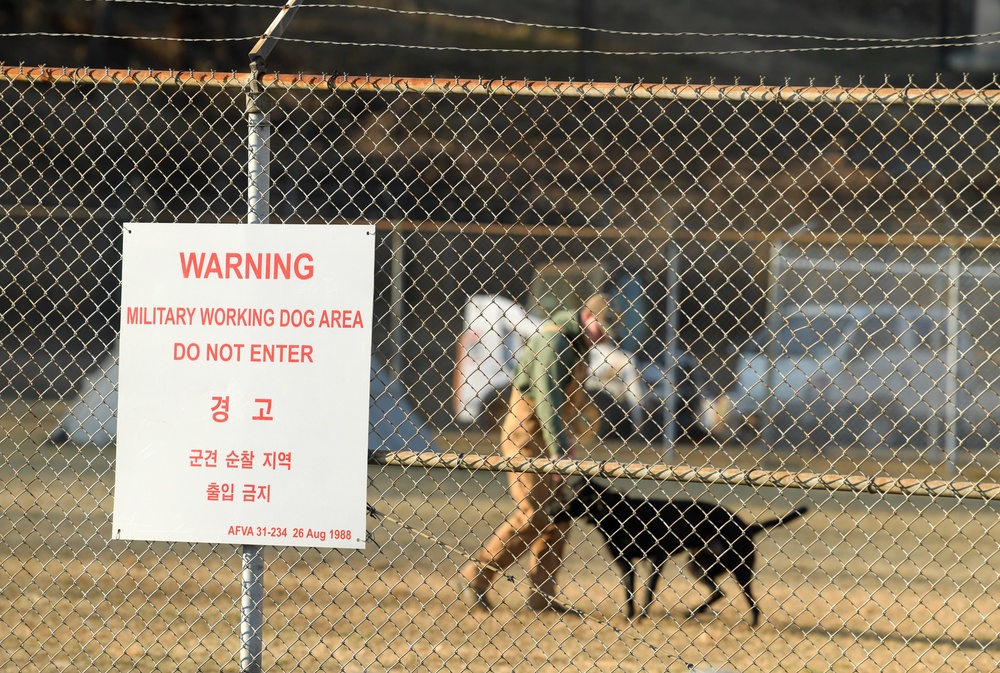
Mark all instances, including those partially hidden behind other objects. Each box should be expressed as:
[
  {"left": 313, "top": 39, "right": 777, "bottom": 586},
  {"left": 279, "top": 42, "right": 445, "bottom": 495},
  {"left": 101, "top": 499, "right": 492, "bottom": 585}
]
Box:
[{"left": 366, "top": 503, "right": 688, "bottom": 666}]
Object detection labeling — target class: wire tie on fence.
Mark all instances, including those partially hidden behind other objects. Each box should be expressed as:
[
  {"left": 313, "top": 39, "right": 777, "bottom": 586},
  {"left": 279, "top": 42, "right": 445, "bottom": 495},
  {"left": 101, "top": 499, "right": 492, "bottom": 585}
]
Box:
[
  {"left": 364, "top": 505, "right": 384, "bottom": 548},
  {"left": 597, "top": 458, "right": 611, "bottom": 480}
]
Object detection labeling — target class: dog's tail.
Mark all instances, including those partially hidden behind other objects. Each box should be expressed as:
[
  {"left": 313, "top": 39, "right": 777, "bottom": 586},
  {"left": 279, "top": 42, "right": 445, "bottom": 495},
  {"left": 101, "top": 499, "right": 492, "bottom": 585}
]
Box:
[{"left": 746, "top": 505, "right": 809, "bottom": 537}]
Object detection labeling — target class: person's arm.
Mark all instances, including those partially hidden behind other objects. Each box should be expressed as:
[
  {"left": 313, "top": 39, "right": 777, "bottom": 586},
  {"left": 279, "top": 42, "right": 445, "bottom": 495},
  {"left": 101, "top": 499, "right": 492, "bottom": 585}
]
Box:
[
  {"left": 562, "top": 360, "right": 590, "bottom": 455},
  {"left": 526, "top": 330, "right": 573, "bottom": 458}
]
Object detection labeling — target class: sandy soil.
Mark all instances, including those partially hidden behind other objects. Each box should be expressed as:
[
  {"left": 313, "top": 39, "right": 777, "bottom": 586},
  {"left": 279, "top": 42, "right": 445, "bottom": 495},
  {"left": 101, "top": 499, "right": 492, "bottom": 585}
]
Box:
[{"left": 3, "top": 398, "right": 1000, "bottom": 673}]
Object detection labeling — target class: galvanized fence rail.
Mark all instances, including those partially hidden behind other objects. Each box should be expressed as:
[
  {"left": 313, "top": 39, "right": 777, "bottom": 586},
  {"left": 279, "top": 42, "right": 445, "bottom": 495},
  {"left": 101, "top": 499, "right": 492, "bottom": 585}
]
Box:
[{"left": 4, "top": 65, "right": 1000, "bottom": 672}]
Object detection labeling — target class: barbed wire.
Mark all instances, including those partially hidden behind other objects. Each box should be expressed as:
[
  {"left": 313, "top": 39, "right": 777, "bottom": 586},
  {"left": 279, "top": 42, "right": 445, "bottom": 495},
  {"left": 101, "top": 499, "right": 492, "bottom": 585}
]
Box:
[
  {"left": 86, "top": 0, "right": 279, "bottom": 6},
  {"left": 274, "top": 35, "right": 1000, "bottom": 57},
  {"left": 298, "top": 3, "right": 1000, "bottom": 46},
  {"left": 69, "top": 0, "right": 1000, "bottom": 55},
  {"left": 4, "top": 29, "right": 999, "bottom": 58},
  {"left": 0, "top": 31, "right": 256, "bottom": 43}
]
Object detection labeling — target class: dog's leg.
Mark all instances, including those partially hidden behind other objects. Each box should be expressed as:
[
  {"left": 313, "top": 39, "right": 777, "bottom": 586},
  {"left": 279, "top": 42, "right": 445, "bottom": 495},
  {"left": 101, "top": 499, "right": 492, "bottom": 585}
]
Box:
[
  {"left": 615, "top": 557, "right": 638, "bottom": 619},
  {"left": 731, "top": 563, "right": 760, "bottom": 626},
  {"left": 640, "top": 559, "right": 667, "bottom": 619},
  {"left": 686, "top": 561, "right": 727, "bottom": 619}
]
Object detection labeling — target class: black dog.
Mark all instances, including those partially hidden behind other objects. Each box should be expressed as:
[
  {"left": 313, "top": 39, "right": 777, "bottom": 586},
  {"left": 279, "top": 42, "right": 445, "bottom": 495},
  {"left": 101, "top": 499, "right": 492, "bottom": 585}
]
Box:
[{"left": 558, "top": 478, "right": 808, "bottom": 625}]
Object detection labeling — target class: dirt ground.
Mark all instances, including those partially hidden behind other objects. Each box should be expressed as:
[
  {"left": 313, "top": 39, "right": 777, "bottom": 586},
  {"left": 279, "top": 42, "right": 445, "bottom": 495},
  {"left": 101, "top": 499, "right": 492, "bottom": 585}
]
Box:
[{"left": 3, "top": 398, "right": 1000, "bottom": 673}]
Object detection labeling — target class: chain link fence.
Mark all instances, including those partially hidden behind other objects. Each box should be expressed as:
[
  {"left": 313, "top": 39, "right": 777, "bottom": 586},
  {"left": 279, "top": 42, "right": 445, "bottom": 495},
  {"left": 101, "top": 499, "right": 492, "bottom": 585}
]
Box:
[{"left": 4, "top": 65, "right": 1000, "bottom": 672}]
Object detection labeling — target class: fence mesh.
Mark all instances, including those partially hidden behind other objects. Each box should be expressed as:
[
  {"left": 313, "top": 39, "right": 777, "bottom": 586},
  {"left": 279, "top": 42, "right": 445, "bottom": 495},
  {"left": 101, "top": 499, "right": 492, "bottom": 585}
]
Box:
[{"left": 4, "top": 66, "right": 1000, "bottom": 672}]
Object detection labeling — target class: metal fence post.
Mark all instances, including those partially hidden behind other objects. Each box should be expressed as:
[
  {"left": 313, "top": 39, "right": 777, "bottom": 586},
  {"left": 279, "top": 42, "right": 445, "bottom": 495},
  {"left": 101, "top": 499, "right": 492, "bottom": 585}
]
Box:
[
  {"left": 239, "top": 62, "right": 270, "bottom": 673},
  {"left": 762, "top": 240, "right": 785, "bottom": 449},
  {"left": 247, "top": 80, "right": 270, "bottom": 227},
  {"left": 390, "top": 231, "right": 407, "bottom": 381},
  {"left": 661, "top": 240, "right": 682, "bottom": 460},
  {"left": 240, "top": 6, "right": 303, "bottom": 671},
  {"left": 239, "top": 546, "right": 265, "bottom": 673},
  {"left": 942, "top": 247, "right": 963, "bottom": 476}
]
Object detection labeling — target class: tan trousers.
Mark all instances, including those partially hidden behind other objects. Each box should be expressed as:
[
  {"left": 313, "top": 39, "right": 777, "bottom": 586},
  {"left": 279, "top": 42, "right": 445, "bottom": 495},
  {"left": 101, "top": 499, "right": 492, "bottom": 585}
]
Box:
[{"left": 473, "top": 388, "right": 570, "bottom": 599}]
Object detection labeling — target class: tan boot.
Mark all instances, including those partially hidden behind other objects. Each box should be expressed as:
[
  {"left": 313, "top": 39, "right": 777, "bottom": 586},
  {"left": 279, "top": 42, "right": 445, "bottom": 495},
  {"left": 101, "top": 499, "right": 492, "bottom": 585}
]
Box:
[
  {"left": 458, "top": 582, "right": 493, "bottom": 612},
  {"left": 456, "top": 564, "right": 493, "bottom": 612}
]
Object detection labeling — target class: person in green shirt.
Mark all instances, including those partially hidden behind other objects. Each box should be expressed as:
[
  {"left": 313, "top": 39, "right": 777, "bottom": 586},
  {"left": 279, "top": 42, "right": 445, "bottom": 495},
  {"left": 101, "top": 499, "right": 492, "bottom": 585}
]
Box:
[{"left": 458, "top": 293, "right": 616, "bottom": 613}]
